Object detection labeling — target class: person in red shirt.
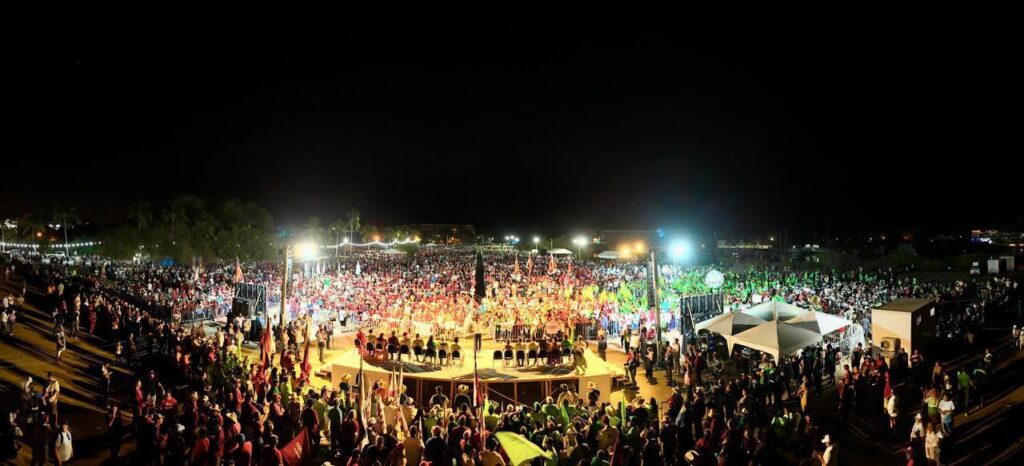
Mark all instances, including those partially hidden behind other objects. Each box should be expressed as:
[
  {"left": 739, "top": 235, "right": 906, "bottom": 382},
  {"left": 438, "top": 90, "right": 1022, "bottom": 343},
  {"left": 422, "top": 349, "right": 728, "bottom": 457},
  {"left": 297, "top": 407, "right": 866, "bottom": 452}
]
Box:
[
  {"left": 232, "top": 433, "right": 253, "bottom": 466},
  {"left": 191, "top": 427, "right": 211, "bottom": 466},
  {"left": 134, "top": 380, "right": 145, "bottom": 415},
  {"left": 262, "top": 434, "right": 284, "bottom": 466}
]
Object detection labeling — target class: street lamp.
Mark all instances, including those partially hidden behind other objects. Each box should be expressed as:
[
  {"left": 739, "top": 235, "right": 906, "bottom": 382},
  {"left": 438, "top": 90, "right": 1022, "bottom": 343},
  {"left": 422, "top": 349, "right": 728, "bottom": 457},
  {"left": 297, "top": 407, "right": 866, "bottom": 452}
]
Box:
[
  {"left": 573, "top": 236, "right": 586, "bottom": 258},
  {"left": 331, "top": 226, "right": 340, "bottom": 257}
]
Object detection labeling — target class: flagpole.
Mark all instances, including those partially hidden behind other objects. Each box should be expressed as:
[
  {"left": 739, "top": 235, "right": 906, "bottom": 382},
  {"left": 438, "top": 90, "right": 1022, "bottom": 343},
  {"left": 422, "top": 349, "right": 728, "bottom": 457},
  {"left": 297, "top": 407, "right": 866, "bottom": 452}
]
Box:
[{"left": 651, "top": 250, "right": 662, "bottom": 361}]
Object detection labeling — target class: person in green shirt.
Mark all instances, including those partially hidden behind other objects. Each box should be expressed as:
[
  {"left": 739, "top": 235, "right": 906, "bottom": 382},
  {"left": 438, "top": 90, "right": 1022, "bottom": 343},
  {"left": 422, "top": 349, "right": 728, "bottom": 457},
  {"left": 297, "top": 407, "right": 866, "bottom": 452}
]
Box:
[
  {"left": 957, "top": 368, "right": 972, "bottom": 411},
  {"left": 590, "top": 448, "right": 611, "bottom": 466},
  {"left": 541, "top": 397, "right": 561, "bottom": 421},
  {"left": 972, "top": 365, "right": 988, "bottom": 408}
]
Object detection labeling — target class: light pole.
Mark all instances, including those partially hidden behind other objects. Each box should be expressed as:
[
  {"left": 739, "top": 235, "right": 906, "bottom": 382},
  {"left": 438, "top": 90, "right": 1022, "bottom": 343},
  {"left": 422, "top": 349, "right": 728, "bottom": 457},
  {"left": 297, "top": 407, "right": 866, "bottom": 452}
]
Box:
[
  {"left": 573, "top": 236, "right": 586, "bottom": 259},
  {"left": 533, "top": 236, "right": 540, "bottom": 250},
  {"left": 333, "top": 227, "right": 340, "bottom": 257}
]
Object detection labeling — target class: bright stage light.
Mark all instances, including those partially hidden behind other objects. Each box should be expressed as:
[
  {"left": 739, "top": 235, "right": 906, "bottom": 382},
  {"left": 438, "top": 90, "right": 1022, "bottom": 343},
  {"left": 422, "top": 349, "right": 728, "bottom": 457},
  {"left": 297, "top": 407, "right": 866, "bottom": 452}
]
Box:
[
  {"left": 634, "top": 241, "right": 646, "bottom": 254},
  {"left": 295, "top": 241, "right": 318, "bottom": 261},
  {"left": 669, "top": 239, "right": 692, "bottom": 261}
]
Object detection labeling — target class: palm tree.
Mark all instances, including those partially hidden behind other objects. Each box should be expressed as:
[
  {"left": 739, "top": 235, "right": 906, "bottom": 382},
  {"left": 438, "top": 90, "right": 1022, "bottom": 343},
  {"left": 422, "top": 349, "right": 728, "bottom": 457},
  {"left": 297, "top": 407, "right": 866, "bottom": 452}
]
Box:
[
  {"left": 18, "top": 214, "right": 45, "bottom": 241},
  {"left": 328, "top": 218, "right": 347, "bottom": 257},
  {"left": 126, "top": 200, "right": 153, "bottom": 234},
  {"left": 51, "top": 206, "right": 81, "bottom": 255},
  {"left": 1, "top": 218, "right": 16, "bottom": 251},
  {"left": 345, "top": 208, "right": 361, "bottom": 252},
  {"left": 164, "top": 198, "right": 190, "bottom": 244}
]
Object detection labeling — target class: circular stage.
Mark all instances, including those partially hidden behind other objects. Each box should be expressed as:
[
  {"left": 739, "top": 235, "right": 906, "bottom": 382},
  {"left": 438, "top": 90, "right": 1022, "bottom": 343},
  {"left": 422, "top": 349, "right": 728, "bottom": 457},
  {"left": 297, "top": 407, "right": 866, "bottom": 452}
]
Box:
[{"left": 328, "top": 342, "right": 618, "bottom": 407}]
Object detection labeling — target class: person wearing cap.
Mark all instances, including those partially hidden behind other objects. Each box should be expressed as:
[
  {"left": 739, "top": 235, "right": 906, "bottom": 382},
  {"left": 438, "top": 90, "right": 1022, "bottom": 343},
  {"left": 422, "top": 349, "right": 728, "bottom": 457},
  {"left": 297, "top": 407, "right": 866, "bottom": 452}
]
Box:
[{"left": 820, "top": 435, "right": 837, "bottom": 466}]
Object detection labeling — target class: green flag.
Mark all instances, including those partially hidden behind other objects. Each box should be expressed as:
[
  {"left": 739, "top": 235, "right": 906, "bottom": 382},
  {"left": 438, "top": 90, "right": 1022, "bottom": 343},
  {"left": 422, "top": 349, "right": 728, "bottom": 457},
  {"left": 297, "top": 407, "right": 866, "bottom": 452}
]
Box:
[
  {"left": 560, "top": 402, "right": 571, "bottom": 427},
  {"left": 495, "top": 432, "right": 553, "bottom": 466}
]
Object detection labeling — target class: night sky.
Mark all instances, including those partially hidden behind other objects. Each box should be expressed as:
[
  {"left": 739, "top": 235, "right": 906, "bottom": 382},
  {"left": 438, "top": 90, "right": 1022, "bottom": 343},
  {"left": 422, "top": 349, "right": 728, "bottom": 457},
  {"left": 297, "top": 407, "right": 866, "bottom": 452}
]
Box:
[{"left": 4, "top": 6, "right": 1018, "bottom": 237}]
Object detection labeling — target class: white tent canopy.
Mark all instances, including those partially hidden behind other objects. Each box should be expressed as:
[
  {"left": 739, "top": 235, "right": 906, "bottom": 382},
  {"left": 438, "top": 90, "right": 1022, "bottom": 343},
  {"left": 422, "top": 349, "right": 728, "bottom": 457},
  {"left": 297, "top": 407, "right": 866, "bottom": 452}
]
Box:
[
  {"left": 381, "top": 248, "right": 406, "bottom": 255},
  {"left": 785, "top": 310, "right": 852, "bottom": 335},
  {"left": 741, "top": 301, "right": 809, "bottom": 322},
  {"left": 596, "top": 250, "right": 620, "bottom": 259},
  {"left": 729, "top": 320, "right": 822, "bottom": 361},
  {"left": 695, "top": 311, "right": 766, "bottom": 336},
  {"left": 547, "top": 248, "right": 573, "bottom": 256}
]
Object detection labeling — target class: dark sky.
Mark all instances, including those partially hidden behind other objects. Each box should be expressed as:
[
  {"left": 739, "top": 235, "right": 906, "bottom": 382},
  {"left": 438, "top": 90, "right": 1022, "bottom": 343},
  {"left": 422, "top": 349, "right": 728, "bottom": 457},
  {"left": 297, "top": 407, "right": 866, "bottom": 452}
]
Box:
[{"left": 3, "top": 5, "right": 1019, "bottom": 238}]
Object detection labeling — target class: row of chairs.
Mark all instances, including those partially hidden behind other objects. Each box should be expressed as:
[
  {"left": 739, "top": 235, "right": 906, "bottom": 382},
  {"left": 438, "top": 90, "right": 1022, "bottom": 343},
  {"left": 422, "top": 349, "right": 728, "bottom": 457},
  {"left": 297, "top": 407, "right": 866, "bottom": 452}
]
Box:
[
  {"left": 356, "top": 340, "right": 464, "bottom": 366},
  {"left": 492, "top": 347, "right": 575, "bottom": 370}
]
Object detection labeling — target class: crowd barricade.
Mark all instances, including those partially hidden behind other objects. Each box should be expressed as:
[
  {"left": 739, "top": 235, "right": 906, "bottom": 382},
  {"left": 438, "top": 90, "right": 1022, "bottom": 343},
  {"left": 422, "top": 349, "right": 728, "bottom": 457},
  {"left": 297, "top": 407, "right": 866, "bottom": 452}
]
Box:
[
  {"left": 573, "top": 321, "right": 599, "bottom": 340},
  {"left": 494, "top": 323, "right": 533, "bottom": 341}
]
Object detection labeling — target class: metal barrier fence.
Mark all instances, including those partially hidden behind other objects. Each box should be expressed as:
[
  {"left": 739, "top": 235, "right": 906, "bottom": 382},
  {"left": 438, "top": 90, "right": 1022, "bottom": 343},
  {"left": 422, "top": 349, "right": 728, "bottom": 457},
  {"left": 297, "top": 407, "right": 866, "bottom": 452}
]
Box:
[{"left": 493, "top": 322, "right": 602, "bottom": 341}]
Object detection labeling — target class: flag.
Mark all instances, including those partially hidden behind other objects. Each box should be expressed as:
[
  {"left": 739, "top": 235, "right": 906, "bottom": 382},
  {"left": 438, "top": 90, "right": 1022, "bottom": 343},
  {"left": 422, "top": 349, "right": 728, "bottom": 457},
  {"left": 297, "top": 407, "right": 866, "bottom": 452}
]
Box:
[
  {"left": 559, "top": 402, "right": 571, "bottom": 427},
  {"left": 513, "top": 254, "right": 520, "bottom": 276},
  {"left": 547, "top": 254, "right": 557, "bottom": 274},
  {"left": 256, "top": 321, "right": 274, "bottom": 385},
  {"left": 281, "top": 428, "right": 309, "bottom": 466},
  {"left": 355, "top": 261, "right": 361, "bottom": 276},
  {"left": 494, "top": 432, "right": 552, "bottom": 466},
  {"left": 299, "top": 325, "right": 312, "bottom": 385},
  {"left": 234, "top": 258, "right": 244, "bottom": 283},
  {"left": 526, "top": 255, "right": 533, "bottom": 276},
  {"left": 620, "top": 398, "right": 627, "bottom": 428},
  {"left": 567, "top": 256, "right": 573, "bottom": 276},
  {"left": 609, "top": 425, "right": 623, "bottom": 466}
]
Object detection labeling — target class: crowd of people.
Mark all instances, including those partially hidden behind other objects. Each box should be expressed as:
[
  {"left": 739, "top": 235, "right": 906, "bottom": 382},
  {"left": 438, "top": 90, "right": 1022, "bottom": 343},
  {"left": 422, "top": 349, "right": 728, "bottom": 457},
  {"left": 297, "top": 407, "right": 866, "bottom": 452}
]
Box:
[{"left": 0, "top": 247, "right": 1019, "bottom": 465}]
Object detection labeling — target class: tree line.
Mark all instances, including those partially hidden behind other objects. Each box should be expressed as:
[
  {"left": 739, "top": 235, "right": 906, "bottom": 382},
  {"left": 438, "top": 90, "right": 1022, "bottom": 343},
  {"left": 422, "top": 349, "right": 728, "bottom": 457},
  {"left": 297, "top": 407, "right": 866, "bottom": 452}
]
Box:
[{"left": 95, "top": 199, "right": 413, "bottom": 261}]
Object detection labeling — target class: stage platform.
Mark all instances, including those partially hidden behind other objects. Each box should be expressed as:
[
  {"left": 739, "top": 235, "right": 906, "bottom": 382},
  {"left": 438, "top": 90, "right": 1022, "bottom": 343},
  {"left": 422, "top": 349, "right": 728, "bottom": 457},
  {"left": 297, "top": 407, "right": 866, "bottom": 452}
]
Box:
[{"left": 329, "top": 345, "right": 618, "bottom": 407}]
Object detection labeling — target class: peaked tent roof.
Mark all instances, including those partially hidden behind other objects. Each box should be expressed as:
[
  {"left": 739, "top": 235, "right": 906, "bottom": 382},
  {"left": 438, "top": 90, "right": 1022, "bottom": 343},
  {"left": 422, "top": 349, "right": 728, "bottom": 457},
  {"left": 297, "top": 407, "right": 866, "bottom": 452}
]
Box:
[
  {"left": 785, "top": 310, "right": 852, "bottom": 335},
  {"left": 547, "top": 248, "right": 572, "bottom": 255},
  {"left": 741, "top": 301, "right": 809, "bottom": 322},
  {"left": 695, "top": 311, "right": 767, "bottom": 336},
  {"left": 729, "top": 320, "right": 823, "bottom": 361}
]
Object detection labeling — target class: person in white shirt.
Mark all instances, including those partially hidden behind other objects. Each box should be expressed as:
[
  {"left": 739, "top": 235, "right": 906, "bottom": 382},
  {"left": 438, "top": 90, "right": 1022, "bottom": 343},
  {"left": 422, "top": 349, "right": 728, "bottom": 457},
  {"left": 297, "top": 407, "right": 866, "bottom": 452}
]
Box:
[
  {"left": 925, "top": 422, "right": 943, "bottom": 464},
  {"left": 910, "top": 413, "right": 925, "bottom": 442},
  {"left": 938, "top": 393, "right": 955, "bottom": 435},
  {"left": 820, "top": 435, "right": 837, "bottom": 466}
]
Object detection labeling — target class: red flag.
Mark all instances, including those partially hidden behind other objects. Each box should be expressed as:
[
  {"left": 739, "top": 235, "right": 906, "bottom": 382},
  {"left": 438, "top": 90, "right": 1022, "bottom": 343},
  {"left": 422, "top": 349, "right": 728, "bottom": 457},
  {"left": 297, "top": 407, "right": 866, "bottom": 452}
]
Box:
[
  {"left": 281, "top": 429, "right": 309, "bottom": 466},
  {"left": 547, "top": 254, "right": 557, "bottom": 274},
  {"left": 526, "top": 255, "right": 534, "bottom": 276},
  {"left": 299, "top": 327, "right": 312, "bottom": 385},
  {"left": 257, "top": 322, "right": 273, "bottom": 385},
  {"left": 234, "top": 258, "right": 244, "bottom": 283},
  {"left": 513, "top": 254, "right": 520, "bottom": 276},
  {"left": 609, "top": 428, "right": 622, "bottom": 466}
]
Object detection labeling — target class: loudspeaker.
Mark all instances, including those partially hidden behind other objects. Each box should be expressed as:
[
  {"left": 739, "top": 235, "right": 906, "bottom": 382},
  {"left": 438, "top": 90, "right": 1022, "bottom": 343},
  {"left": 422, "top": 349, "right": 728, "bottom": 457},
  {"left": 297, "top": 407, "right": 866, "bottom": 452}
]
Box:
[
  {"left": 231, "top": 300, "right": 251, "bottom": 317},
  {"left": 880, "top": 337, "right": 901, "bottom": 352}
]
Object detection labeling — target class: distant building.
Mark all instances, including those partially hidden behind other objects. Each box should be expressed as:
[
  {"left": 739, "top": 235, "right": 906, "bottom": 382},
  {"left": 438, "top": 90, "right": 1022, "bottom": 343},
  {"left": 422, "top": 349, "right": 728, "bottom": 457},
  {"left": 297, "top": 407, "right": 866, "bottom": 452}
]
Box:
[
  {"left": 415, "top": 224, "right": 476, "bottom": 244},
  {"left": 971, "top": 229, "right": 1024, "bottom": 246},
  {"left": 716, "top": 240, "right": 773, "bottom": 250}
]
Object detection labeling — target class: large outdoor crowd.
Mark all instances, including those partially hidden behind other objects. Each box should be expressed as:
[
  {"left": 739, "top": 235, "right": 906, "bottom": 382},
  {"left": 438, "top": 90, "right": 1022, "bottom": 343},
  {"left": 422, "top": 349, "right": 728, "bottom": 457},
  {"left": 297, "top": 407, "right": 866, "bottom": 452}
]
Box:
[{"left": 0, "top": 247, "right": 1020, "bottom": 466}]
